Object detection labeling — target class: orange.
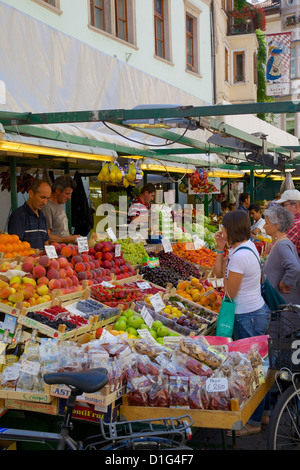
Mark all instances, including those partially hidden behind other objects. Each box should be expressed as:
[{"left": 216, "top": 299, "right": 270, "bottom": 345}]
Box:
[
  {"left": 5, "top": 243, "right": 14, "bottom": 253},
  {"left": 11, "top": 234, "right": 19, "bottom": 242},
  {"left": 22, "top": 241, "right": 31, "bottom": 249}
]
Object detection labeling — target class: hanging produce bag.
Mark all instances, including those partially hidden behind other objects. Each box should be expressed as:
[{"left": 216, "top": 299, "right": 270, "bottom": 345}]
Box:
[{"left": 123, "top": 160, "right": 144, "bottom": 188}]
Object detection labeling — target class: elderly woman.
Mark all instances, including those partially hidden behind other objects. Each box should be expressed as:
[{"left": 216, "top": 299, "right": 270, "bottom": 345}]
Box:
[{"left": 263, "top": 205, "right": 300, "bottom": 304}]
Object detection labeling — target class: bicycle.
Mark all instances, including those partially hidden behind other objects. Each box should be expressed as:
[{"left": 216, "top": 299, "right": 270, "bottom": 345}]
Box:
[
  {"left": 267, "top": 304, "right": 300, "bottom": 450},
  {"left": 0, "top": 367, "right": 193, "bottom": 450}
]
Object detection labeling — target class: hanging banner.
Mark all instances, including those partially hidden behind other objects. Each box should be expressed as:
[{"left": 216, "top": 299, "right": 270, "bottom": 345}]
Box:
[
  {"left": 188, "top": 176, "right": 220, "bottom": 195},
  {"left": 266, "top": 32, "right": 291, "bottom": 97}
]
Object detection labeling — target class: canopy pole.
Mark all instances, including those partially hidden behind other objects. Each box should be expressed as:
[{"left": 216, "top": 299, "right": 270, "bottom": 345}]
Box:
[{"left": 9, "top": 157, "right": 17, "bottom": 212}]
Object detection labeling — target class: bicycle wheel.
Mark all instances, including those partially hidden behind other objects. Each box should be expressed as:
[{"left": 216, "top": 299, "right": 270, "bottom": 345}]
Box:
[
  {"left": 268, "top": 383, "right": 300, "bottom": 450},
  {"left": 101, "top": 437, "right": 192, "bottom": 450}
]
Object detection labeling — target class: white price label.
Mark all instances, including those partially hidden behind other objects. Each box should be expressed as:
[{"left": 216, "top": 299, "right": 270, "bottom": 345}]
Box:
[
  {"left": 206, "top": 377, "right": 228, "bottom": 393},
  {"left": 115, "top": 244, "right": 121, "bottom": 257},
  {"left": 99, "top": 329, "right": 118, "bottom": 343},
  {"left": 77, "top": 237, "right": 89, "bottom": 253},
  {"left": 192, "top": 234, "right": 205, "bottom": 250},
  {"left": 162, "top": 238, "right": 172, "bottom": 253},
  {"left": 137, "top": 329, "right": 156, "bottom": 342},
  {"left": 137, "top": 281, "right": 151, "bottom": 290},
  {"left": 19, "top": 360, "right": 40, "bottom": 376},
  {"left": 149, "top": 293, "right": 165, "bottom": 312},
  {"left": 106, "top": 228, "right": 117, "bottom": 242},
  {"left": 141, "top": 305, "right": 153, "bottom": 328},
  {"left": 45, "top": 245, "right": 58, "bottom": 259}
]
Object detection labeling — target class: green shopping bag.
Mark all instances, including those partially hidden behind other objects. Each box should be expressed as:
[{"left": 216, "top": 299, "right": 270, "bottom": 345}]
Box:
[{"left": 216, "top": 296, "right": 235, "bottom": 338}]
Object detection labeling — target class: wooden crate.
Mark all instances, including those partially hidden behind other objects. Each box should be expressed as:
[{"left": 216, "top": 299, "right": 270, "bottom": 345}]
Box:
[
  {"left": 120, "top": 370, "right": 275, "bottom": 431},
  {"left": 0, "top": 384, "right": 52, "bottom": 403},
  {"left": 5, "top": 398, "right": 59, "bottom": 416}
]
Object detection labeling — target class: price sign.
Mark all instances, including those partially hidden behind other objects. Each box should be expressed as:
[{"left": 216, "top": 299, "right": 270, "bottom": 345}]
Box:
[
  {"left": 206, "top": 377, "right": 228, "bottom": 393},
  {"left": 99, "top": 328, "right": 118, "bottom": 343},
  {"left": 77, "top": 237, "right": 89, "bottom": 253},
  {"left": 45, "top": 245, "right": 58, "bottom": 259},
  {"left": 149, "top": 293, "right": 165, "bottom": 312},
  {"left": 162, "top": 238, "right": 172, "bottom": 253},
  {"left": 137, "top": 329, "right": 156, "bottom": 342},
  {"left": 115, "top": 244, "right": 121, "bottom": 257},
  {"left": 106, "top": 227, "right": 117, "bottom": 242},
  {"left": 192, "top": 234, "right": 205, "bottom": 250},
  {"left": 101, "top": 281, "right": 115, "bottom": 287},
  {"left": 141, "top": 305, "right": 153, "bottom": 328},
  {"left": 137, "top": 281, "right": 151, "bottom": 290}
]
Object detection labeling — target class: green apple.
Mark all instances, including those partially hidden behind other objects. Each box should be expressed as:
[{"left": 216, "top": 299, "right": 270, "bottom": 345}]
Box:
[
  {"left": 126, "top": 327, "right": 137, "bottom": 336},
  {"left": 149, "top": 329, "right": 157, "bottom": 339},
  {"left": 123, "top": 309, "right": 135, "bottom": 319},
  {"left": 156, "top": 337, "right": 164, "bottom": 345},
  {"left": 127, "top": 315, "right": 143, "bottom": 329},
  {"left": 114, "top": 319, "right": 127, "bottom": 331},
  {"left": 157, "top": 326, "right": 170, "bottom": 337},
  {"left": 139, "top": 323, "right": 149, "bottom": 330},
  {"left": 118, "top": 315, "right": 128, "bottom": 323},
  {"left": 152, "top": 320, "right": 163, "bottom": 331}
]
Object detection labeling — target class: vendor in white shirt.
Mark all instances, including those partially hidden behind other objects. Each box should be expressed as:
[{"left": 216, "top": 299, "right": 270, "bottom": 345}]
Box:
[{"left": 249, "top": 203, "right": 265, "bottom": 237}]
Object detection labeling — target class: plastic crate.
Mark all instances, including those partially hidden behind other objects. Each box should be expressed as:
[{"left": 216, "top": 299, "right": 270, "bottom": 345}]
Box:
[{"left": 268, "top": 307, "right": 300, "bottom": 372}]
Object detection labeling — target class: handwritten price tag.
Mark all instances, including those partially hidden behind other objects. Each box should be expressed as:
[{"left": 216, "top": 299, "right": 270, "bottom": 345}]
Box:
[
  {"left": 19, "top": 360, "right": 40, "bottom": 376},
  {"left": 45, "top": 245, "right": 58, "bottom": 259},
  {"left": 137, "top": 281, "right": 151, "bottom": 290},
  {"left": 106, "top": 227, "right": 117, "bottom": 242},
  {"left": 206, "top": 377, "right": 228, "bottom": 393},
  {"left": 149, "top": 293, "right": 165, "bottom": 312},
  {"left": 115, "top": 244, "right": 121, "bottom": 257},
  {"left": 162, "top": 238, "right": 172, "bottom": 253},
  {"left": 141, "top": 305, "right": 153, "bottom": 328},
  {"left": 77, "top": 237, "right": 89, "bottom": 253}
]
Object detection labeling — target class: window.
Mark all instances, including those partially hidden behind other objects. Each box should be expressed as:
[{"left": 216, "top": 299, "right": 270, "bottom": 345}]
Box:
[
  {"left": 31, "top": 0, "right": 61, "bottom": 11},
  {"left": 286, "top": 113, "right": 295, "bottom": 135},
  {"left": 89, "top": 0, "right": 135, "bottom": 45},
  {"left": 154, "top": 0, "right": 165, "bottom": 58},
  {"left": 184, "top": 2, "right": 201, "bottom": 75},
  {"left": 186, "top": 14, "right": 194, "bottom": 72},
  {"left": 225, "top": 46, "right": 229, "bottom": 82},
  {"left": 44, "top": 0, "right": 56, "bottom": 5},
  {"left": 115, "top": 0, "right": 128, "bottom": 41},
  {"left": 233, "top": 51, "right": 245, "bottom": 83},
  {"left": 222, "top": 0, "right": 233, "bottom": 12},
  {"left": 253, "top": 51, "right": 257, "bottom": 85}
]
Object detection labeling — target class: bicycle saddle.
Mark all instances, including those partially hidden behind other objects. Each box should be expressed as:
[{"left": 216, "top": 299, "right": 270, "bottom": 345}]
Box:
[{"left": 43, "top": 367, "right": 108, "bottom": 394}]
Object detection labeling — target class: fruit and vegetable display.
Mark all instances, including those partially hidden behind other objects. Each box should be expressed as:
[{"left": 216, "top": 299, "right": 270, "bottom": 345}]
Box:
[
  {"left": 175, "top": 278, "right": 222, "bottom": 313},
  {"left": 26, "top": 306, "right": 89, "bottom": 332},
  {"left": 150, "top": 251, "right": 202, "bottom": 278},
  {"left": 138, "top": 265, "right": 184, "bottom": 289},
  {"left": 76, "top": 299, "right": 120, "bottom": 320},
  {"left": 172, "top": 243, "right": 216, "bottom": 268},
  {"left": 117, "top": 238, "right": 148, "bottom": 266},
  {"left": 0, "top": 233, "right": 35, "bottom": 259},
  {"left": 109, "top": 309, "right": 180, "bottom": 342},
  {"left": 91, "top": 284, "right": 144, "bottom": 309}
]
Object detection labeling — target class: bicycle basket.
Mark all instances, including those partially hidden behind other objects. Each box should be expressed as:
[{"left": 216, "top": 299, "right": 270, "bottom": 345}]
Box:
[{"left": 268, "top": 306, "right": 300, "bottom": 372}]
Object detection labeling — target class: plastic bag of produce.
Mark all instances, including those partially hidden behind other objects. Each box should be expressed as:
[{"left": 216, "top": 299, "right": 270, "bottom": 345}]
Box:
[
  {"left": 169, "top": 376, "right": 189, "bottom": 408},
  {"left": 149, "top": 374, "right": 169, "bottom": 407},
  {"left": 127, "top": 374, "right": 154, "bottom": 406}
]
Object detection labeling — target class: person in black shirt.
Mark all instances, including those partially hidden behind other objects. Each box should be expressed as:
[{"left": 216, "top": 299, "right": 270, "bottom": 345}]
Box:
[{"left": 8, "top": 179, "right": 52, "bottom": 250}]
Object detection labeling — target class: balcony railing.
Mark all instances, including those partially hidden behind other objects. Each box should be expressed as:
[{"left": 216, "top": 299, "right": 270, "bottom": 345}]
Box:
[{"left": 227, "top": 17, "right": 256, "bottom": 35}]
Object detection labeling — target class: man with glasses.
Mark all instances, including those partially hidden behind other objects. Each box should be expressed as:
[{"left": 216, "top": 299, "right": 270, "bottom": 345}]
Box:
[{"left": 276, "top": 189, "right": 300, "bottom": 256}]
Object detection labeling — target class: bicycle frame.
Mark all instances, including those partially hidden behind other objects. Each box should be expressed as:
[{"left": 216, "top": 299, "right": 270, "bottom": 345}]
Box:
[{"left": 0, "top": 427, "right": 79, "bottom": 450}]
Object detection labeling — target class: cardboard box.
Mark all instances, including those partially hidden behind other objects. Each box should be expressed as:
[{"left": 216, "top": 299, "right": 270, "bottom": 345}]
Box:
[
  {"left": 51, "top": 384, "right": 126, "bottom": 407},
  {"left": 5, "top": 398, "right": 59, "bottom": 415},
  {"left": 58, "top": 398, "right": 120, "bottom": 424}
]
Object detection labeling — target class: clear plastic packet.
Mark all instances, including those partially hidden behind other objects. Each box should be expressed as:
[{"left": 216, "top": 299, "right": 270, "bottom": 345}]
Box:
[
  {"left": 228, "top": 373, "right": 248, "bottom": 406},
  {"left": 172, "top": 351, "right": 213, "bottom": 377},
  {"left": 178, "top": 337, "right": 224, "bottom": 369},
  {"left": 169, "top": 376, "right": 189, "bottom": 408},
  {"left": 149, "top": 375, "right": 169, "bottom": 407},
  {"left": 247, "top": 345, "right": 265, "bottom": 387},
  {"left": 39, "top": 339, "right": 59, "bottom": 375},
  {"left": 189, "top": 376, "right": 204, "bottom": 409},
  {"left": 57, "top": 342, "right": 87, "bottom": 372},
  {"left": 132, "top": 338, "right": 171, "bottom": 360},
  {"left": 127, "top": 375, "right": 154, "bottom": 406}
]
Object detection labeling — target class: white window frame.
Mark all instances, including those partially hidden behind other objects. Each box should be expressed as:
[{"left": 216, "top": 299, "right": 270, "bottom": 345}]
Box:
[{"left": 291, "top": 46, "right": 296, "bottom": 79}]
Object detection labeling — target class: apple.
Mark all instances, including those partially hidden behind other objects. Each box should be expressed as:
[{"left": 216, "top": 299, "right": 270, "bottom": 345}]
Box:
[
  {"left": 156, "top": 326, "right": 170, "bottom": 337},
  {"left": 127, "top": 315, "right": 143, "bottom": 329},
  {"left": 152, "top": 320, "right": 163, "bottom": 330},
  {"left": 126, "top": 327, "right": 138, "bottom": 336},
  {"left": 114, "top": 319, "right": 127, "bottom": 331}
]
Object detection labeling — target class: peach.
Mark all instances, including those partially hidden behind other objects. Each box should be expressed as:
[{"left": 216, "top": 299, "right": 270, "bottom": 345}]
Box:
[
  {"left": 59, "top": 279, "right": 67, "bottom": 288},
  {"left": 61, "top": 246, "right": 73, "bottom": 258},
  {"left": 65, "top": 266, "right": 74, "bottom": 277},
  {"left": 77, "top": 271, "right": 87, "bottom": 281},
  {"left": 75, "top": 262, "right": 85, "bottom": 273},
  {"left": 103, "top": 252, "right": 113, "bottom": 261},
  {"left": 72, "top": 255, "right": 83, "bottom": 265},
  {"left": 71, "top": 275, "right": 79, "bottom": 286},
  {"left": 48, "top": 278, "right": 61, "bottom": 290},
  {"left": 38, "top": 255, "right": 50, "bottom": 268},
  {"left": 36, "top": 284, "right": 49, "bottom": 296},
  {"left": 58, "top": 268, "right": 67, "bottom": 279},
  {"left": 21, "top": 260, "right": 34, "bottom": 273},
  {"left": 58, "top": 256, "right": 68, "bottom": 269},
  {"left": 65, "top": 277, "right": 73, "bottom": 288},
  {"left": 47, "top": 268, "right": 59, "bottom": 280},
  {"left": 49, "top": 259, "right": 59, "bottom": 270},
  {"left": 33, "top": 265, "right": 46, "bottom": 279},
  {"left": 37, "top": 276, "right": 49, "bottom": 286}
]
